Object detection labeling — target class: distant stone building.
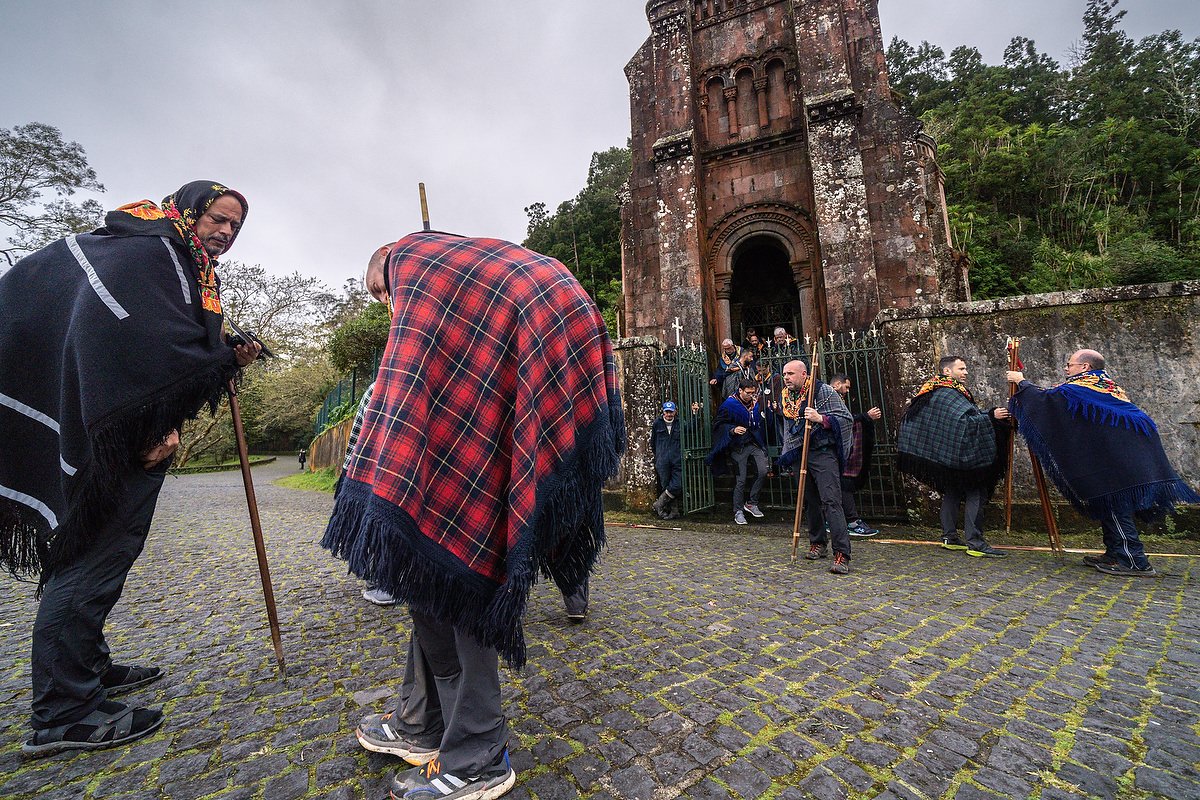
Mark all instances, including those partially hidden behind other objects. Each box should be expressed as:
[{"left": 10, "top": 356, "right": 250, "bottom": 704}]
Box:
[{"left": 621, "top": 0, "right": 967, "bottom": 346}]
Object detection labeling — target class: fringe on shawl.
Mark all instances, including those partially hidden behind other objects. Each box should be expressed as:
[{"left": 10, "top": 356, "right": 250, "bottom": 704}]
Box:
[
  {"left": 1056, "top": 384, "right": 1157, "bottom": 436},
  {"left": 1, "top": 360, "right": 237, "bottom": 589},
  {"left": 1011, "top": 399, "right": 1199, "bottom": 521},
  {"left": 321, "top": 394, "right": 625, "bottom": 669}
]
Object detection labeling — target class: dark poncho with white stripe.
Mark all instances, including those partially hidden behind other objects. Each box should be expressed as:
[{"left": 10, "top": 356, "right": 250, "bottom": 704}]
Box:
[{"left": 0, "top": 207, "right": 238, "bottom": 581}]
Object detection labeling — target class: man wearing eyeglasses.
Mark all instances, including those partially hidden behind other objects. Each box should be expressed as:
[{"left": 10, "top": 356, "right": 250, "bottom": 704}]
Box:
[{"left": 1008, "top": 350, "right": 1199, "bottom": 578}]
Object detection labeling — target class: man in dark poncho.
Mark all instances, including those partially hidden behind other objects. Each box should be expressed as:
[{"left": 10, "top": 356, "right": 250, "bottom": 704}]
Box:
[
  {"left": 778, "top": 360, "right": 854, "bottom": 573},
  {"left": 1008, "top": 349, "right": 1199, "bottom": 577},
  {"left": 0, "top": 181, "right": 260, "bottom": 756},
  {"left": 897, "top": 355, "right": 1010, "bottom": 558},
  {"left": 323, "top": 234, "right": 624, "bottom": 800},
  {"left": 706, "top": 378, "right": 769, "bottom": 526}
]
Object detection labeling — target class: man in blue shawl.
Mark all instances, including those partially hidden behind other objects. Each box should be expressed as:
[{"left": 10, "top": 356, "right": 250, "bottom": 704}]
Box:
[
  {"left": 1008, "top": 349, "right": 1199, "bottom": 577},
  {"left": 706, "top": 378, "right": 769, "bottom": 525}
]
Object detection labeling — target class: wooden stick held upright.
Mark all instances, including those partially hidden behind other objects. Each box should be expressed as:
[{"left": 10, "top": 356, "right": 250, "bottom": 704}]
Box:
[
  {"left": 790, "top": 345, "right": 820, "bottom": 562},
  {"left": 419, "top": 183, "right": 431, "bottom": 231},
  {"left": 1004, "top": 337, "right": 1019, "bottom": 535},
  {"left": 228, "top": 379, "right": 287, "bottom": 677}
]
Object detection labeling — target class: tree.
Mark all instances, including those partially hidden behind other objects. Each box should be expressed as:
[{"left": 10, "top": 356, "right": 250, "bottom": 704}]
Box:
[
  {"left": 523, "top": 146, "right": 631, "bottom": 333},
  {"left": 175, "top": 263, "right": 338, "bottom": 465},
  {"left": 0, "top": 123, "right": 104, "bottom": 269}
]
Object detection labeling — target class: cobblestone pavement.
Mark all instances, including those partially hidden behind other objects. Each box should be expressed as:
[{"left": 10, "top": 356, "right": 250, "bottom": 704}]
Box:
[{"left": 2, "top": 460, "right": 1198, "bottom": 800}]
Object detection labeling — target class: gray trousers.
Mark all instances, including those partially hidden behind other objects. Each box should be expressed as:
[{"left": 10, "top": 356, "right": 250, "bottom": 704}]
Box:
[
  {"left": 390, "top": 610, "right": 509, "bottom": 775},
  {"left": 941, "top": 488, "right": 988, "bottom": 550},
  {"left": 31, "top": 462, "right": 168, "bottom": 729},
  {"left": 730, "top": 444, "right": 768, "bottom": 510},
  {"left": 805, "top": 448, "right": 850, "bottom": 558}
]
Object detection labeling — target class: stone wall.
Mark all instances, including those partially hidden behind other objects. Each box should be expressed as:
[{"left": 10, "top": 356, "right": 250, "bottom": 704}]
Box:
[
  {"left": 878, "top": 281, "right": 1200, "bottom": 528},
  {"left": 607, "top": 336, "right": 666, "bottom": 511}
]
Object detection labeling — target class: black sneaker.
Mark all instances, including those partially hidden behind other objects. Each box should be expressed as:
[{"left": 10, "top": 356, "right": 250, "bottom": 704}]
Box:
[
  {"left": 392, "top": 749, "right": 516, "bottom": 799},
  {"left": 1082, "top": 554, "right": 1117, "bottom": 567},
  {"left": 966, "top": 546, "right": 1008, "bottom": 558},
  {"left": 941, "top": 537, "right": 968, "bottom": 551},
  {"left": 1095, "top": 562, "right": 1158, "bottom": 578},
  {"left": 804, "top": 543, "right": 829, "bottom": 560},
  {"left": 356, "top": 712, "right": 440, "bottom": 765}
]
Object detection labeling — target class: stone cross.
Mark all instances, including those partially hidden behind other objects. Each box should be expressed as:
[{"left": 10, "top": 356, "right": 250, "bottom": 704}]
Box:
[{"left": 671, "top": 317, "right": 684, "bottom": 347}]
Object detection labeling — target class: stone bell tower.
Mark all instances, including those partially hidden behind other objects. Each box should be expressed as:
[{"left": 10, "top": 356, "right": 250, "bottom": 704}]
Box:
[{"left": 620, "top": 0, "right": 963, "bottom": 346}]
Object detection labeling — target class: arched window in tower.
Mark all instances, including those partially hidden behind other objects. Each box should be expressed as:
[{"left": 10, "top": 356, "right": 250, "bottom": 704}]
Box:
[
  {"left": 766, "top": 59, "right": 791, "bottom": 123},
  {"left": 706, "top": 78, "right": 727, "bottom": 140}
]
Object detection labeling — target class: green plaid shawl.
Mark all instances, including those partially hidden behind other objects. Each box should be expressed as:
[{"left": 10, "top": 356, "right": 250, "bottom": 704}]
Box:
[{"left": 897, "top": 386, "right": 1008, "bottom": 495}]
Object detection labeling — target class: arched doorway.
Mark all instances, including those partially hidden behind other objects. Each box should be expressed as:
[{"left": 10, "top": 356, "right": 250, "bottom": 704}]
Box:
[
  {"left": 706, "top": 203, "right": 821, "bottom": 346},
  {"left": 730, "top": 235, "right": 802, "bottom": 346}
]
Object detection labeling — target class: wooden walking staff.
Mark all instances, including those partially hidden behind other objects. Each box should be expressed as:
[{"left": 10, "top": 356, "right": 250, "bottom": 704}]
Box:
[
  {"left": 419, "top": 182, "right": 431, "bottom": 231},
  {"left": 1003, "top": 337, "right": 1020, "bottom": 535},
  {"left": 790, "top": 345, "right": 821, "bottom": 562},
  {"left": 227, "top": 379, "right": 288, "bottom": 677},
  {"left": 1003, "top": 340, "right": 1065, "bottom": 557}
]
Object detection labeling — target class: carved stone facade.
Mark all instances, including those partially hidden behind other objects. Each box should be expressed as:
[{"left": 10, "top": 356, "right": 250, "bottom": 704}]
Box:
[{"left": 621, "top": 0, "right": 961, "bottom": 346}]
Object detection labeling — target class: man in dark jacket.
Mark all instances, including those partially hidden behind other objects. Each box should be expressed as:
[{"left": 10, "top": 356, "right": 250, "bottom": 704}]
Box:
[
  {"left": 779, "top": 360, "right": 854, "bottom": 574},
  {"left": 650, "top": 401, "right": 684, "bottom": 519},
  {"left": 0, "top": 181, "right": 260, "bottom": 757},
  {"left": 898, "top": 355, "right": 1010, "bottom": 558}
]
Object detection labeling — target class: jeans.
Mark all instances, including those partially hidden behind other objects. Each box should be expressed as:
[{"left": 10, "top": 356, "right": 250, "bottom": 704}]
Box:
[{"left": 730, "top": 444, "right": 768, "bottom": 511}]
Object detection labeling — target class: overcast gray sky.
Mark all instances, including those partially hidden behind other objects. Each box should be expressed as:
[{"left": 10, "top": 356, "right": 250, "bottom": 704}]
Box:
[{"left": 2, "top": 0, "right": 1195, "bottom": 290}]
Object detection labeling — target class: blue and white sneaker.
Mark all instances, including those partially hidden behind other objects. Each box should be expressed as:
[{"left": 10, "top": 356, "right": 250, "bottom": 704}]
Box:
[
  {"left": 847, "top": 520, "right": 879, "bottom": 538},
  {"left": 393, "top": 750, "right": 516, "bottom": 799}
]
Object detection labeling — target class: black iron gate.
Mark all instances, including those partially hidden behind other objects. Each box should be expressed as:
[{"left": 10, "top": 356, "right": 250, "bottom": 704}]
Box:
[
  {"left": 656, "top": 328, "right": 902, "bottom": 519},
  {"left": 656, "top": 344, "right": 714, "bottom": 513},
  {"left": 815, "top": 328, "right": 903, "bottom": 520}
]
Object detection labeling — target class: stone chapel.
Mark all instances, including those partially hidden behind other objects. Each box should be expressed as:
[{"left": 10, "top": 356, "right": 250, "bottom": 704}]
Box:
[{"left": 620, "top": 0, "right": 969, "bottom": 346}]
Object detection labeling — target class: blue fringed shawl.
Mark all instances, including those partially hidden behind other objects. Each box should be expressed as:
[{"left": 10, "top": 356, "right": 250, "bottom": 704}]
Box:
[{"left": 1009, "top": 373, "right": 1199, "bottom": 520}]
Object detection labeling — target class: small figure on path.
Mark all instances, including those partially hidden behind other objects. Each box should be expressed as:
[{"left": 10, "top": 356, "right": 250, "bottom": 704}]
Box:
[
  {"left": 1008, "top": 349, "right": 1200, "bottom": 577},
  {"left": 897, "top": 356, "right": 1010, "bottom": 558},
  {"left": 297, "top": 448, "right": 307, "bottom": 470},
  {"left": 779, "top": 360, "right": 854, "bottom": 574},
  {"left": 322, "top": 233, "right": 624, "bottom": 799},
  {"left": 706, "top": 378, "right": 769, "bottom": 526},
  {"left": 0, "top": 181, "right": 260, "bottom": 757}
]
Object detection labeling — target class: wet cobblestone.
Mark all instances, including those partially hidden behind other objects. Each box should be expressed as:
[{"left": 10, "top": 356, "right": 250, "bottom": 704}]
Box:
[{"left": 2, "top": 460, "right": 1198, "bottom": 798}]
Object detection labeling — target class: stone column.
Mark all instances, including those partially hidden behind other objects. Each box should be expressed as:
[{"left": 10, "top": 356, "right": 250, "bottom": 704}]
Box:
[
  {"left": 716, "top": 286, "right": 732, "bottom": 342},
  {"left": 724, "top": 87, "right": 739, "bottom": 137},
  {"left": 791, "top": 0, "right": 880, "bottom": 333},
  {"left": 754, "top": 76, "right": 770, "bottom": 128}
]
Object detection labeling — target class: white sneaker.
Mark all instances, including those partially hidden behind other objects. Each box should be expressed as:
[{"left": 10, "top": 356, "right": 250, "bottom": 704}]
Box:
[
  {"left": 743, "top": 503, "right": 764, "bottom": 518},
  {"left": 362, "top": 588, "right": 397, "bottom": 606},
  {"left": 734, "top": 510, "right": 747, "bottom": 525}
]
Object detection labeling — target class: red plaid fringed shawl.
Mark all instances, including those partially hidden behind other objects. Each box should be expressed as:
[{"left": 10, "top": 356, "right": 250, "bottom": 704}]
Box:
[{"left": 321, "top": 232, "right": 625, "bottom": 667}]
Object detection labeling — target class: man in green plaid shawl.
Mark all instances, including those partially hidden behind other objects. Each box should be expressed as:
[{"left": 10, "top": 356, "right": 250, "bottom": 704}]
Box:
[{"left": 897, "top": 356, "right": 1012, "bottom": 558}]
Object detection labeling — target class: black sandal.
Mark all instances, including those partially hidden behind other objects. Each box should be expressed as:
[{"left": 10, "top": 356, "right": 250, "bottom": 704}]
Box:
[
  {"left": 101, "top": 663, "right": 164, "bottom": 696},
  {"left": 22, "top": 701, "right": 164, "bottom": 757}
]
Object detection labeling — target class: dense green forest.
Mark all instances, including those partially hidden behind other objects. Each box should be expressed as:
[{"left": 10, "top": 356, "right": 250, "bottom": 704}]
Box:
[
  {"left": 523, "top": 146, "right": 630, "bottom": 335},
  {"left": 887, "top": 0, "right": 1200, "bottom": 298}
]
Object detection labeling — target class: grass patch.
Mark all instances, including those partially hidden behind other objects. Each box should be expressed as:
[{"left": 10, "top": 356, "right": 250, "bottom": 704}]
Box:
[
  {"left": 275, "top": 467, "right": 339, "bottom": 493},
  {"left": 170, "top": 456, "right": 275, "bottom": 474}
]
